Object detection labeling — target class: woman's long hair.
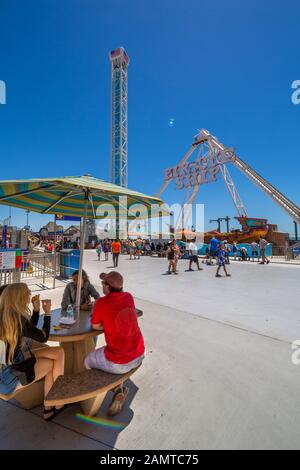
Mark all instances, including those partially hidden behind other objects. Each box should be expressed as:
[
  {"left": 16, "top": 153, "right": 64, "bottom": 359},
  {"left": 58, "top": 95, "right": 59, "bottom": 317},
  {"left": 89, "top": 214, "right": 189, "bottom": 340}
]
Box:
[
  {"left": 72, "top": 269, "right": 89, "bottom": 283},
  {"left": 0, "top": 283, "right": 31, "bottom": 364}
]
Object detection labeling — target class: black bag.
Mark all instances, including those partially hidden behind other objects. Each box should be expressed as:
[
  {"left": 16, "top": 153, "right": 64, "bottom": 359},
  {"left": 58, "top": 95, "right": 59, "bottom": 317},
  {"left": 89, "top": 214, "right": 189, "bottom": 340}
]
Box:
[{"left": 12, "top": 348, "right": 36, "bottom": 386}]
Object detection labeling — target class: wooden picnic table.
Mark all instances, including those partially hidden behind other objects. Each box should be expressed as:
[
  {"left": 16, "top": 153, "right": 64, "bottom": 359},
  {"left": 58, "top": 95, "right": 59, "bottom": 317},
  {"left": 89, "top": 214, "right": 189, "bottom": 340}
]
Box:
[
  {"left": 1, "top": 307, "right": 143, "bottom": 411},
  {"left": 46, "top": 308, "right": 101, "bottom": 374}
]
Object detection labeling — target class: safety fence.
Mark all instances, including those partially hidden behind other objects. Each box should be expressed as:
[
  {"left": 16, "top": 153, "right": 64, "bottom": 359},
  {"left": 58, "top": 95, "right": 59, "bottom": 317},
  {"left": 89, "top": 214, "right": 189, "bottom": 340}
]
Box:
[{"left": 0, "top": 252, "right": 61, "bottom": 287}]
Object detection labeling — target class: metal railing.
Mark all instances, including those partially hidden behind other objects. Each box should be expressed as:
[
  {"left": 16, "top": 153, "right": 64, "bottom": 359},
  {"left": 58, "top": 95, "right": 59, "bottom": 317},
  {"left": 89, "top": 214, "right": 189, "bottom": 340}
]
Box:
[{"left": 0, "top": 252, "right": 60, "bottom": 287}]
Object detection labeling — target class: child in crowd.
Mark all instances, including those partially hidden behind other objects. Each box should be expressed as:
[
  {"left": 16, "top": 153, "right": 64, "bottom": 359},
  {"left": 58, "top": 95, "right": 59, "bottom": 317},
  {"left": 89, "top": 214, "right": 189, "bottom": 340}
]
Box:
[
  {"left": 96, "top": 243, "right": 102, "bottom": 261},
  {"left": 216, "top": 244, "right": 232, "bottom": 278}
]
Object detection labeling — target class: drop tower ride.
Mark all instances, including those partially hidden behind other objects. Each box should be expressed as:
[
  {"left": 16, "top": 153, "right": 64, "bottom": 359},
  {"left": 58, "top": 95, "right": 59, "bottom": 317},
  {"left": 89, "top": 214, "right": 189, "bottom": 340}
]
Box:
[{"left": 109, "top": 47, "right": 129, "bottom": 188}]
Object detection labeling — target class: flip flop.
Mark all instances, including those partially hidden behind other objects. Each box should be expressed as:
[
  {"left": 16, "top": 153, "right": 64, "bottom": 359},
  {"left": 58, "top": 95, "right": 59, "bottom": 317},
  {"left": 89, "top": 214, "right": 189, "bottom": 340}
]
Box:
[{"left": 43, "top": 407, "right": 56, "bottom": 422}]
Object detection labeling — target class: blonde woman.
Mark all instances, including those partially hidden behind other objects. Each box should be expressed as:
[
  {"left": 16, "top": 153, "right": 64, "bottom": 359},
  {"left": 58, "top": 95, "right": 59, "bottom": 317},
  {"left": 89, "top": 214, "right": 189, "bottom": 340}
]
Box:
[{"left": 0, "top": 283, "right": 65, "bottom": 421}]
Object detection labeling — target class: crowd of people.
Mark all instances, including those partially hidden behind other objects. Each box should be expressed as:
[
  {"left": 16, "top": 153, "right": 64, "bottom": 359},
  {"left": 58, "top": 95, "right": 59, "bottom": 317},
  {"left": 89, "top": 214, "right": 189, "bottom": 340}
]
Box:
[
  {"left": 94, "top": 236, "right": 270, "bottom": 277},
  {"left": 95, "top": 238, "right": 160, "bottom": 261},
  {"left": 32, "top": 238, "right": 80, "bottom": 253}
]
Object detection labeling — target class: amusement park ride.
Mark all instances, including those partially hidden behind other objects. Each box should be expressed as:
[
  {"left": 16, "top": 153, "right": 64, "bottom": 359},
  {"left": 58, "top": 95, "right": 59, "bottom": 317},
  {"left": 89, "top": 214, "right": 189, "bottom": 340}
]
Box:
[
  {"left": 109, "top": 47, "right": 129, "bottom": 188},
  {"left": 157, "top": 129, "right": 300, "bottom": 243}
]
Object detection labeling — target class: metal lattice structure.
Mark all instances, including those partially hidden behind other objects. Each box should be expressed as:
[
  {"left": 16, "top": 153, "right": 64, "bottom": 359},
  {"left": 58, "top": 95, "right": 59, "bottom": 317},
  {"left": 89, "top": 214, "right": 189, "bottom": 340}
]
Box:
[
  {"left": 109, "top": 47, "right": 129, "bottom": 188},
  {"left": 158, "top": 128, "right": 300, "bottom": 230},
  {"left": 200, "top": 129, "right": 300, "bottom": 223}
]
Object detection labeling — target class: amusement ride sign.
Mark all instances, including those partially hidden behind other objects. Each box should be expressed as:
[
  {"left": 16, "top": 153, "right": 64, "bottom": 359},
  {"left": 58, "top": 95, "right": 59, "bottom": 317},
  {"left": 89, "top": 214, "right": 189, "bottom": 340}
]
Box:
[{"left": 164, "top": 149, "right": 235, "bottom": 189}]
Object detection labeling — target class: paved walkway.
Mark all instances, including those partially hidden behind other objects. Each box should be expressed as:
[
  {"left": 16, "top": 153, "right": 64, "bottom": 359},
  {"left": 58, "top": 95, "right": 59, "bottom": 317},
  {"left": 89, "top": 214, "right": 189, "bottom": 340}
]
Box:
[
  {"left": 86, "top": 252, "right": 300, "bottom": 342},
  {"left": 1, "top": 252, "right": 300, "bottom": 449}
]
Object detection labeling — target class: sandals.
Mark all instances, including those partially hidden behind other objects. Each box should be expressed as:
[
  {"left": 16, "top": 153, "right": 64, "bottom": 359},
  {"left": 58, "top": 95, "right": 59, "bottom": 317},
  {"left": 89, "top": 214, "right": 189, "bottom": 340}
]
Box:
[
  {"left": 43, "top": 407, "right": 56, "bottom": 422},
  {"left": 43, "top": 404, "right": 68, "bottom": 422},
  {"left": 107, "top": 386, "right": 129, "bottom": 417}
]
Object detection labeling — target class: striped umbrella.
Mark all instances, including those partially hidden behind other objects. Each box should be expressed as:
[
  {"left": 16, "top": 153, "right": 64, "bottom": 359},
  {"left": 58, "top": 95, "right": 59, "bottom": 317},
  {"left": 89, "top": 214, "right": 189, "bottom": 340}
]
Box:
[{"left": 0, "top": 175, "right": 167, "bottom": 310}]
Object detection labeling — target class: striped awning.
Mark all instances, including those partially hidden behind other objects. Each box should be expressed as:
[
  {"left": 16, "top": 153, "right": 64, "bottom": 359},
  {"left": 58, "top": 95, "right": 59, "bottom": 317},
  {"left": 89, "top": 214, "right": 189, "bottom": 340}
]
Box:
[{"left": 0, "top": 175, "right": 167, "bottom": 219}]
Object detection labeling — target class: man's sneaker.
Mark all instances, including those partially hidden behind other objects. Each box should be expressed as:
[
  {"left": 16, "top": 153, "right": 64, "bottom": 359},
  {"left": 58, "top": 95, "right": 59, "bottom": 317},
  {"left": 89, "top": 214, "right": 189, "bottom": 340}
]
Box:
[
  {"left": 216, "top": 274, "right": 222, "bottom": 277},
  {"left": 226, "top": 274, "right": 232, "bottom": 277},
  {"left": 107, "top": 386, "right": 129, "bottom": 417}
]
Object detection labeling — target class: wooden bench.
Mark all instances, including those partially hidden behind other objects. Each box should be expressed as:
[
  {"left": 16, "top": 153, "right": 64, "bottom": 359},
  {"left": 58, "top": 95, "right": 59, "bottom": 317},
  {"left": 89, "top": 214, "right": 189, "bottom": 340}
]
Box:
[
  {"left": 44, "top": 365, "right": 141, "bottom": 416},
  {"left": 0, "top": 343, "right": 50, "bottom": 410}
]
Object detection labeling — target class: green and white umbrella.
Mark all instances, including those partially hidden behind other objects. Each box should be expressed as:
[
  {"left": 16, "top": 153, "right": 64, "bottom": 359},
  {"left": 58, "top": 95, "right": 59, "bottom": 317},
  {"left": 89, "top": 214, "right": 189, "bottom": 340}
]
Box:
[{"left": 0, "top": 175, "right": 167, "bottom": 310}]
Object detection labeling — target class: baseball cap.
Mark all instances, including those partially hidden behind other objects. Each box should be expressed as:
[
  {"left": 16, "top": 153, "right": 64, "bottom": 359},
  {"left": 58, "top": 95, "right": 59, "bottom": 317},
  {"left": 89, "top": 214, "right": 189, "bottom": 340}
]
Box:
[{"left": 99, "top": 271, "right": 123, "bottom": 289}]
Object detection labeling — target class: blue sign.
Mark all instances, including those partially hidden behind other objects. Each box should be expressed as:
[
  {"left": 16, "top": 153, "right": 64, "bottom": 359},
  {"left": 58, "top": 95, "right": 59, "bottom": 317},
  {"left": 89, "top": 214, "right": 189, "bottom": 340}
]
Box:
[{"left": 55, "top": 215, "right": 81, "bottom": 222}]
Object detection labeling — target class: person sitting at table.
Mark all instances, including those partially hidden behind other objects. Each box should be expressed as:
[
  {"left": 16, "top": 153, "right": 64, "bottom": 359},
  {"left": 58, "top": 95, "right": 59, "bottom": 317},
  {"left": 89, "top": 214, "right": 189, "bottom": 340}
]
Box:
[
  {"left": 84, "top": 271, "right": 145, "bottom": 416},
  {"left": 0, "top": 283, "right": 65, "bottom": 421},
  {"left": 61, "top": 269, "right": 100, "bottom": 311}
]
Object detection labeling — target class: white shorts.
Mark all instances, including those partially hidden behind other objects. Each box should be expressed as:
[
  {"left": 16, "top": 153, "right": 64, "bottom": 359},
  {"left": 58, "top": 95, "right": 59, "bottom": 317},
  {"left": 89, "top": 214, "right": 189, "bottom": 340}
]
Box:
[{"left": 84, "top": 346, "right": 144, "bottom": 374}]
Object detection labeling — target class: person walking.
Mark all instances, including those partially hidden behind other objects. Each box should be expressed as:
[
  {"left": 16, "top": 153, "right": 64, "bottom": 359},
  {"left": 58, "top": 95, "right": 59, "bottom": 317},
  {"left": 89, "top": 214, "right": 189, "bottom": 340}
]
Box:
[
  {"left": 209, "top": 236, "right": 219, "bottom": 264},
  {"left": 111, "top": 239, "right": 122, "bottom": 268},
  {"left": 136, "top": 238, "right": 143, "bottom": 260},
  {"left": 232, "top": 241, "right": 238, "bottom": 261},
  {"left": 96, "top": 242, "right": 102, "bottom": 261},
  {"left": 188, "top": 241, "right": 203, "bottom": 271},
  {"left": 172, "top": 240, "right": 180, "bottom": 274},
  {"left": 129, "top": 240, "right": 136, "bottom": 260},
  {"left": 166, "top": 242, "right": 176, "bottom": 274},
  {"left": 216, "top": 244, "right": 231, "bottom": 278},
  {"left": 259, "top": 238, "right": 270, "bottom": 264},
  {"left": 223, "top": 240, "right": 230, "bottom": 264},
  {"left": 251, "top": 241, "right": 259, "bottom": 262},
  {"left": 103, "top": 239, "right": 110, "bottom": 262}
]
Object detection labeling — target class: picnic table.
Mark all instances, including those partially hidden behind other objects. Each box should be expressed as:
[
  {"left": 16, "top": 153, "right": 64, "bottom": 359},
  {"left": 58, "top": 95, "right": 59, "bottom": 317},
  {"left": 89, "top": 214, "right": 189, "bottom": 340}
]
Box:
[
  {"left": 44, "top": 308, "right": 101, "bottom": 374},
  {"left": 0, "top": 307, "right": 143, "bottom": 411}
]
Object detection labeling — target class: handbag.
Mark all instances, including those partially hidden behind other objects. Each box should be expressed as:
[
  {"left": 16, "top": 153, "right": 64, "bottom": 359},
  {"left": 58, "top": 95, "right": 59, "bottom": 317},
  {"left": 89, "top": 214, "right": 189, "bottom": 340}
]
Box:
[{"left": 12, "top": 347, "right": 36, "bottom": 386}]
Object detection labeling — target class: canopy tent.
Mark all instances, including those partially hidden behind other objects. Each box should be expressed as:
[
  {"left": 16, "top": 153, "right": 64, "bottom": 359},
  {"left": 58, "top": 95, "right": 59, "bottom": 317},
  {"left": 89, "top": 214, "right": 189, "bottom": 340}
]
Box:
[{"left": 0, "top": 175, "right": 167, "bottom": 310}]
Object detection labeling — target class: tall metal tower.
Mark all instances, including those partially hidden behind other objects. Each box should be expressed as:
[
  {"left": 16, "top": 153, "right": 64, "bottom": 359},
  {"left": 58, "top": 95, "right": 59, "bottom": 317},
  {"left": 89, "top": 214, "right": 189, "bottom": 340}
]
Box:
[{"left": 109, "top": 47, "right": 129, "bottom": 188}]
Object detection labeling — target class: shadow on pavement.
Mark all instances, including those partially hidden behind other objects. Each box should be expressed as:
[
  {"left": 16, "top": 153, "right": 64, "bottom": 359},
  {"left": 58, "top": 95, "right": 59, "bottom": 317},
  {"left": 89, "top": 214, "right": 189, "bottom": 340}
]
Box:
[{"left": 30, "top": 378, "right": 139, "bottom": 449}]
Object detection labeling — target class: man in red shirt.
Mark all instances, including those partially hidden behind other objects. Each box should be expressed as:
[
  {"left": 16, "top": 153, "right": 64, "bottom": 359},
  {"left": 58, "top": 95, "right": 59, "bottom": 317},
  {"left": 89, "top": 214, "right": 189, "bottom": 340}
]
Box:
[
  {"left": 111, "top": 239, "right": 122, "bottom": 267},
  {"left": 84, "top": 271, "right": 145, "bottom": 416}
]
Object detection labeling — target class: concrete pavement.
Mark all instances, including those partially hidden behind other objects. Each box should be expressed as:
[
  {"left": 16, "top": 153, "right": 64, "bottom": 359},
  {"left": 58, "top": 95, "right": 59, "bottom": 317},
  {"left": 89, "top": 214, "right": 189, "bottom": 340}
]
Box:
[
  {"left": 86, "top": 252, "right": 300, "bottom": 342},
  {"left": 0, "top": 251, "right": 300, "bottom": 449}
]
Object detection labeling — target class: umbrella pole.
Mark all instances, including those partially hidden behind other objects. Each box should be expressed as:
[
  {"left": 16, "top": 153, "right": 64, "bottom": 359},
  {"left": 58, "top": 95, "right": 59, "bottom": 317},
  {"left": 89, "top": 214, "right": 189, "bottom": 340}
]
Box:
[
  {"left": 76, "top": 193, "right": 88, "bottom": 313},
  {"left": 53, "top": 214, "right": 56, "bottom": 289}
]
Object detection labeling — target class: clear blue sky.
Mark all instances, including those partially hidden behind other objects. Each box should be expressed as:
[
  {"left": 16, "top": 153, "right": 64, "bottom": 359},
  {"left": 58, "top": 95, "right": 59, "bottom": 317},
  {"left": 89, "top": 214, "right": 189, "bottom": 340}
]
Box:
[{"left": 0, "top": 0, "right": 299, "bottom": 234}]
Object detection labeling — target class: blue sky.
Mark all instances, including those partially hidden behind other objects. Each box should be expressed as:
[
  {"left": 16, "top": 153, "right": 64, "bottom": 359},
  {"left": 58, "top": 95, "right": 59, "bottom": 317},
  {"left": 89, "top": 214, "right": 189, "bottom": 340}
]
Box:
[{"left": 0, "top": 0, "right": 299, "bottom": 234}]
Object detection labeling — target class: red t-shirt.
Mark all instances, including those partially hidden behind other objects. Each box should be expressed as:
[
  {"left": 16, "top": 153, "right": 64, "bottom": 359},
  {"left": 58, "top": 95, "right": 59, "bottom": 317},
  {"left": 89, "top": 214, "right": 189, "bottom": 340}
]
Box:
[
  {"left": 111, "top": 241, "right": 121, "bottom": 254},
  {"left": 91, "top": 292, "right": 145, "bottom": 364}
]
